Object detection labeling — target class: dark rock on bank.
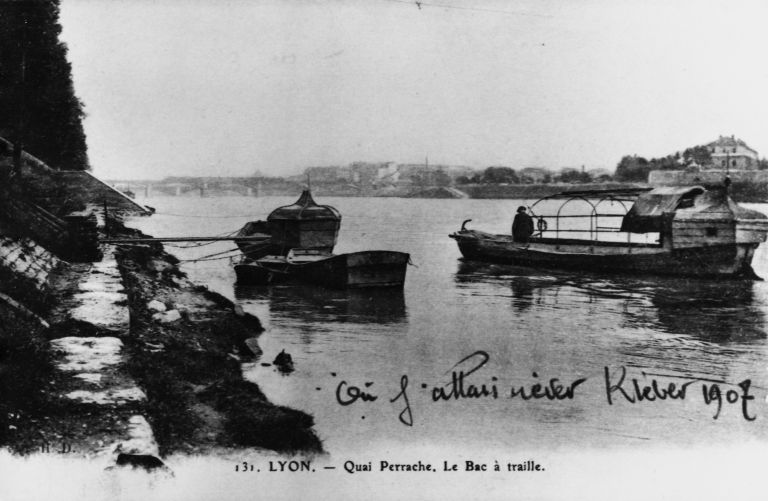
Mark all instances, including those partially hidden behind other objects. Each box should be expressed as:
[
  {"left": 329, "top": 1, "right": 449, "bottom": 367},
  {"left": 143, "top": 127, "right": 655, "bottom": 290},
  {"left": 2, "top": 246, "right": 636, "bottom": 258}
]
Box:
[{"left": 113, "top": 231, "right": 322, "bottom": 455}]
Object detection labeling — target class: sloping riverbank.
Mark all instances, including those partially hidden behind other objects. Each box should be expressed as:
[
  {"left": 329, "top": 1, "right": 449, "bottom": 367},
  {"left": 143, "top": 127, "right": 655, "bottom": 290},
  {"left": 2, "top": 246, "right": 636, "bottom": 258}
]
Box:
[
  {"left": 0, "top": 220, "right": 322, "bottom": 459},
  {"left": 113, "top": 229, "right": 322, "bottom": 455}
]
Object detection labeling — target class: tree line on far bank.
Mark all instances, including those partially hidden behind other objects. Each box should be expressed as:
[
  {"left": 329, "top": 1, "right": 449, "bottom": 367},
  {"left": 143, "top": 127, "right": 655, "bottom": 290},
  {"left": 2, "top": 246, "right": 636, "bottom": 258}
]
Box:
[
  {"left": 454, "top": 166, "right": 609, "bottom": 185},
  {"left": 457, "top": 143, "right": 768, "bottom": 187},
  {"left": 614, "top": 145, "right": 768, "bottom": 182}
]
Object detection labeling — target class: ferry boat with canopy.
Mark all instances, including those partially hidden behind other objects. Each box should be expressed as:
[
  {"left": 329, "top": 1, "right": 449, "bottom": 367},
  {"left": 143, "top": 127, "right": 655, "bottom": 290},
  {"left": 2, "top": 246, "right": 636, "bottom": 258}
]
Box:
[{"left": 449, "top": 182, "right": 768, "bottom": 278}]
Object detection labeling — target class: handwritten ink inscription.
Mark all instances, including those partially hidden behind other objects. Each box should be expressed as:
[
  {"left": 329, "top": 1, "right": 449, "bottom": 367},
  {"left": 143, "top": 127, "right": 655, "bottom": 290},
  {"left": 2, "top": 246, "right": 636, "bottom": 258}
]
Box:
[
  {"left": 604, "top": 366, "right": 756, "bottom": 420},
  {"left": 334, "top": 350, "right": 758, "bottom": 426}
]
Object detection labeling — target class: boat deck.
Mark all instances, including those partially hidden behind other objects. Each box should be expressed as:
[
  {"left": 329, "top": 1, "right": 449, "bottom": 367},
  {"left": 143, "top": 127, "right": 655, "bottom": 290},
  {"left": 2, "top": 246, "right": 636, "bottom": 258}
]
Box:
[{"left": 453, "top": 230, "right": 663, "bottom": 256}]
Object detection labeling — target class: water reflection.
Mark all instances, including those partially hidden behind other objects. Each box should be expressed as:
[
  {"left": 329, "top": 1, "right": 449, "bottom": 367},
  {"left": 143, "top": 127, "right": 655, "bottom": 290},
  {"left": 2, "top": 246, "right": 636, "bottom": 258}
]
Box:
[
  {"left": 234, "top": 285, "right": 407, "bottom": 325},
  {"left": 649, "top": 279, "right": 765, "bottom": 341},
  {"left": 454, "top": 261, "right": 767, "bottom": 342},
  {"left": 510, "top": 276, "right": 534, "bottom": 312}
]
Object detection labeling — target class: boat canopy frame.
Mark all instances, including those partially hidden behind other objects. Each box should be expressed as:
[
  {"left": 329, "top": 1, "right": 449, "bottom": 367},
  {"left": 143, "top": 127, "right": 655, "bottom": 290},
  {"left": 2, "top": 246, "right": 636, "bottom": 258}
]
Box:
[{"left": 528, "top": 188, "right": 654, "bottom": 243}]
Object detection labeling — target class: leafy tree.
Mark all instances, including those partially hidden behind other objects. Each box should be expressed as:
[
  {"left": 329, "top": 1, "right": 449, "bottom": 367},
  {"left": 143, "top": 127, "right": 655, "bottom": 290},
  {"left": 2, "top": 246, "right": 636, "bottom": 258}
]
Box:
[
  {"left": 481, "top": 166, "right": 519, "bottom": 184},
  {"left": 434, "top": 169, "right": 451, "bottom": 187},
  {"left": 0, "top": 0, "right": 89, "bottom": 170},
  {"left": 557, "top": 170, "right": 592, "bottom": 184},
  {"left": 455, "top": 175, "right": 472, "bottom": 185},
  {"left": 682, "top": 145, "right": 712, "bottom": 165},
  {"left": 614, "top": 155, "right": 651, "bottom": 182},
  {"left": 410, "top": 173, "right": 427, "bottom": 189},
  {"left": 594, "top": 174, "right": 613, "bottom": 183}
]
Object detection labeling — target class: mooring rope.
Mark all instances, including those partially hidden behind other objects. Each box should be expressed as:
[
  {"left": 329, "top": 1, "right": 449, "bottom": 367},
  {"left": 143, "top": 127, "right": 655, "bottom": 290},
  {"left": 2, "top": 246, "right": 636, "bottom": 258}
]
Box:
[
  {"left": 178, "top": 246, "right": 243, "bottom": 263},
  {"left": 151, "top": 211, "right": 260, "bottom": 219},
  {"left": 177, "top": 240, "right": 272, "bottom": 263},
  {"left": 164, "top": 229, "right": 241, "bottom": 249}
]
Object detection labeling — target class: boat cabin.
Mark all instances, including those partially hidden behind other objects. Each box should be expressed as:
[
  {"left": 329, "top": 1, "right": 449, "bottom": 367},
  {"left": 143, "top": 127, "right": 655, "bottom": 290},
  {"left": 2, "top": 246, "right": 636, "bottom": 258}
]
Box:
[
  {"left": 529, "top": 185, "right": 768, "bottom": 250},
  {"left": 266, "top": 190, "right": 341, "bottom": 255}
]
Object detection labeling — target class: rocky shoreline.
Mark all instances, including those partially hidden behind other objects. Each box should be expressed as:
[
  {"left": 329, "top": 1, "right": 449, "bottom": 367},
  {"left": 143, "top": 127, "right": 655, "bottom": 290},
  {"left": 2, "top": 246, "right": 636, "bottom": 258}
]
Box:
[
  {"left": 113, "top": 229, "right": 322, "bottom": 456},
  {"left": 0, "top": 220, "right": 322, "bottom": 462}
]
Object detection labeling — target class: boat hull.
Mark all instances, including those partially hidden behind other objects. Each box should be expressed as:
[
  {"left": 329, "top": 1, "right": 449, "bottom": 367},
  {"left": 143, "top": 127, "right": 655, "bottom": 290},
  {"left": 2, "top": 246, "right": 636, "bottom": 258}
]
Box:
[
  {"left": 450, "top": 230, "right": 759, "bottom": 278},
  {"left": 235, "top": 251, "right": 409, "bottom": 288}
]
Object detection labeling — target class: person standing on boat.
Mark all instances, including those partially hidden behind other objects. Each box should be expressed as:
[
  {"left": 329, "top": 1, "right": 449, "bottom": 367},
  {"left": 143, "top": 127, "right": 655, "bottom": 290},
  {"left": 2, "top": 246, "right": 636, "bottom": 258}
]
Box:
[{"left": 512, "top": 206, "right": 534, "bottom": 243}]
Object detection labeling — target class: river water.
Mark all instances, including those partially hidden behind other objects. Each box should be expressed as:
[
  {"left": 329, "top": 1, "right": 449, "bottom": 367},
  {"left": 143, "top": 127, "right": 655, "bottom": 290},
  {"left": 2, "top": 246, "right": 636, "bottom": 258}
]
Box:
[{"left": 127, "top": 195, "right": 768, "bottom": 459}]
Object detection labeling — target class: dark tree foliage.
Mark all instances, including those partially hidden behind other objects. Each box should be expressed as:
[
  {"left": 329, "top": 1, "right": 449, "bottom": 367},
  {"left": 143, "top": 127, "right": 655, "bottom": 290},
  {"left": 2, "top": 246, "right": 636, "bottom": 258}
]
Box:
[
  {"left": 0, "top": 0, "right": 89, "bottom": 170},
  {"left": 434, "top": 169, "right": 452, "bottom": 187},
  {"left": 482, "top": 166, "right": 519, "bottom": 184},
  {"left": 682, "top": 145, "right": 712, "bottom": 165},
  {"left": 455, "top": 175, "right": 472, "bottom": 185},
  {"left": 614, "top": 155, "right": 651, "bottom": 182},
  {"left": 556, "top": 170, "right": 592, "bottom": 184},
  {"left": 647, "top": 155, "right": 679, "bottom": 171},
  {"left": 614, "top": 144, "right": 714, "bottom": 180}
]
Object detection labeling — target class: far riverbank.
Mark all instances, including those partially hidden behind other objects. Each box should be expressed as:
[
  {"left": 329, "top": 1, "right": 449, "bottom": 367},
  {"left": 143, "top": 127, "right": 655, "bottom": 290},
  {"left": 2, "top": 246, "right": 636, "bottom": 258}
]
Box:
[
  {"left": 135, "top": 181, "right": 768, "bottom": 203},
  {"left": 298, "top": 181, "right": 768, "bottom": 202}
]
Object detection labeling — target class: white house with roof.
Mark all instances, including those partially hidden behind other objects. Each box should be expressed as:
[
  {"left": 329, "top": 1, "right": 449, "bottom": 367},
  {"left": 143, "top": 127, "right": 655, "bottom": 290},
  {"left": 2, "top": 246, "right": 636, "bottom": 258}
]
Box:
[
  {"left": 707, "top": 135, "right": 759, "bottom": 170},
  {"left": 649, "top": 136, "right": 766, "bottom": 186}
]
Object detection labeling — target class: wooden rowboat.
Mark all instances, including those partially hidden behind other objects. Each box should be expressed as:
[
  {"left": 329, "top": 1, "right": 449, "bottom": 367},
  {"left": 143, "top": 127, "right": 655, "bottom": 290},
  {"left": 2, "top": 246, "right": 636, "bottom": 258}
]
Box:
[{"left": 235, "top": 249, "right": 409, "bottom": 288}]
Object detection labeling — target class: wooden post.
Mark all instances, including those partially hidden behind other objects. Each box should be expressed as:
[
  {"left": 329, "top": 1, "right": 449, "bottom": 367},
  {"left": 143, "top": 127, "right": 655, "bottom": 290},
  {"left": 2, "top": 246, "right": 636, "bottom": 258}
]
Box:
[{"left": 103, "top": 199, "right": 109, "bottom": 235}]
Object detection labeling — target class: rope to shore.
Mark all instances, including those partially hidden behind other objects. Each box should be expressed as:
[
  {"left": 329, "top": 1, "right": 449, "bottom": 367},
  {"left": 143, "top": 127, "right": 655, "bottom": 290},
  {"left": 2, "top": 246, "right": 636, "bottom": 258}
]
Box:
[
  {"left": 177, "top": 246, "right": 244, "bottom": 263},
  {"left": 164, "top": 229, "right": 241, "bottom": 249},
  {"left": 149, "top": 211, "right": 427, "bottom": 221},
  {"left": 185, "top": 252, "right": 244, "bottom": 263},
  {"left": 177, "top": 240, "right": 271, "bottom": 263},
  {"left": 151, "top": 211, "right": 259, "bottom": 219}
]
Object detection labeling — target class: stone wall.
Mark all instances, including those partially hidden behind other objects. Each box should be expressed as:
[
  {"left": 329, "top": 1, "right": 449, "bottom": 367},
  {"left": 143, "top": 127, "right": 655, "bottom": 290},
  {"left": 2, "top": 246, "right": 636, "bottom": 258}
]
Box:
[
  {"left": 648, "top": 169, "right": 768, "bottom": 186},
  {"left": 0, "top": 236, "right": 61, "bottom": 290}
]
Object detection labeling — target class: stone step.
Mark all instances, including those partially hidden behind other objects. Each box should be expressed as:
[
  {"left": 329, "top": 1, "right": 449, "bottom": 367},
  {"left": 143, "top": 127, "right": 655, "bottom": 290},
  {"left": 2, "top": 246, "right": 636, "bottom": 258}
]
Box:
[
  {"left": 51, "top": 246, "right": 130, "bottom": 334},
  {"left": 47, "top": 335, "right": 159, "bottom": 460},
  {"left": 42, "top": 245, "right": 163, "bottom": 467}
]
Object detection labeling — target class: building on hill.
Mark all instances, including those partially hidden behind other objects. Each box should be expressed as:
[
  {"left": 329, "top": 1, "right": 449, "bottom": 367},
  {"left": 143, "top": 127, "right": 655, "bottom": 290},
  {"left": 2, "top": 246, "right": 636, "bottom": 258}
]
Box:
[
  {"left": 649, "top": 136, "right": 766, "bottom": 187},
  {"left": 707, "top": 135, "right": 759, "bottom": 170}
]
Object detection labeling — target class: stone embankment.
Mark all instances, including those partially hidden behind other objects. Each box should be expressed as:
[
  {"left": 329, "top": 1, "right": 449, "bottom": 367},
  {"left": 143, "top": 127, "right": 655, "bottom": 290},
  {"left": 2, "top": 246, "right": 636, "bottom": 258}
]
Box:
[{"left": 0, "top": 212, "right": 321, "bottom": 465}]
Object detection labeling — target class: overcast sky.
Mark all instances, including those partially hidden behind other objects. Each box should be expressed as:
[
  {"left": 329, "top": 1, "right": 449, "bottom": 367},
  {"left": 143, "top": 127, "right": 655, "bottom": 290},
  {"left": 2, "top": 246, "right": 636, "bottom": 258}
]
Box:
[{"left": 59, "top": 0, "right": 768, "bottom": 180}]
